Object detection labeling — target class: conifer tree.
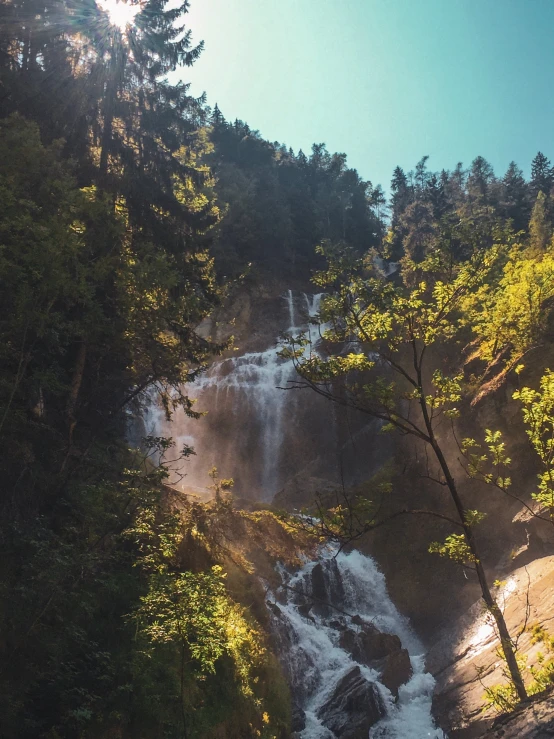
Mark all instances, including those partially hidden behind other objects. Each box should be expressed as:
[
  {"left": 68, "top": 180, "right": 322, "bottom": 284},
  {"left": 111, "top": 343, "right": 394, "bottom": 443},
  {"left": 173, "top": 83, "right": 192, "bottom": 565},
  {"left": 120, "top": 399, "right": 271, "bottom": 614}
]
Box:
[
  {"left": 466, "top": 155, "right": 495, "bottom": 205},
  {"left": 501, "top": 161, "right": 530, "bottom": 231},
  {"left": 531, "top": 152, "right": 554, "bottom": 200}
]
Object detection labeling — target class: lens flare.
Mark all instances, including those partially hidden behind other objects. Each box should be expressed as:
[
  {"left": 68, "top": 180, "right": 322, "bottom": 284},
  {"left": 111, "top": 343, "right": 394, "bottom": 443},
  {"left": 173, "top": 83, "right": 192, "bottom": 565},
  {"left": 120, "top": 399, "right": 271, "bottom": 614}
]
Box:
[{"left": 97, "top": 0, "right": 140, "bottom": 30}]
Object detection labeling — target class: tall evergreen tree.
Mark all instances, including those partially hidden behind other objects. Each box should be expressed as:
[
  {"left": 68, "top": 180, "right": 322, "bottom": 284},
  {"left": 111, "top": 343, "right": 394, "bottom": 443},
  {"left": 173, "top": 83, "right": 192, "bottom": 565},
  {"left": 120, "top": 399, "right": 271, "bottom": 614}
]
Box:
[
  {"left": 531, "top": 151, "right": 554, "bottom": 200},
  {"left": 466, "top": 155, "right": 495, "bottom": 205},
  {"left": 501, "top": 161, "right": 530, "bottom": 231}
]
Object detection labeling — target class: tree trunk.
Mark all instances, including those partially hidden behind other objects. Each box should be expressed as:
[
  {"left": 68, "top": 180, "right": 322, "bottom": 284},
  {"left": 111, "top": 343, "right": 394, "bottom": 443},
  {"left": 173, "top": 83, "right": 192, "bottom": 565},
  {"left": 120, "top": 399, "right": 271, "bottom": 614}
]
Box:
[
  {"left": 99, "top": 43, "right": 118, "bottom": 186},
  {"left": 413, "top": 350, "right": 528, "bottom": 703},
  {"left": 430, "top": 436, "right": 528, "bottom": 702}
]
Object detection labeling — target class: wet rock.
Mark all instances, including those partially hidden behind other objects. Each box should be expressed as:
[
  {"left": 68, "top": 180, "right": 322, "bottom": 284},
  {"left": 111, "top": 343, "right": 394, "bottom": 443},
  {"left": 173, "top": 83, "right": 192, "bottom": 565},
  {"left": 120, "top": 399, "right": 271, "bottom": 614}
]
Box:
[
  {"left": 339, "top": 622, "right": 402, "bottom": 664},
  {"left": 267, "top": 601, "right": 282, "bottom": 619},
  {"left": 467, "top": 688, "right": 554, "bottom": 738},
  {"left": 317, "top": 666, "right": 386, "bottom": 738},
  {"left": 297, "top": 603, "right": 315, "bottom": 622},
  {"left": 311, "top": 563, "right": 327, "bottom": 602},
  {"left": 381, "top": 647, "right": 413, "bottom": 696},
  {"left": 291, "top": 704, "right": 306, "bottom": 733},
  {"left": 327, "top": 558, "right": 346, "bottom": 603}
]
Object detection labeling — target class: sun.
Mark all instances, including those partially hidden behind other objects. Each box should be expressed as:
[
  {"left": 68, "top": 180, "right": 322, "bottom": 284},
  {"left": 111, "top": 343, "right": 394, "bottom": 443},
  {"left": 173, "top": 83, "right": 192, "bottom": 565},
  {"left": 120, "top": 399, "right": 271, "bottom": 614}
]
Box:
[{"left": 97, "top": 0, "right": 141, "bottom": 31}]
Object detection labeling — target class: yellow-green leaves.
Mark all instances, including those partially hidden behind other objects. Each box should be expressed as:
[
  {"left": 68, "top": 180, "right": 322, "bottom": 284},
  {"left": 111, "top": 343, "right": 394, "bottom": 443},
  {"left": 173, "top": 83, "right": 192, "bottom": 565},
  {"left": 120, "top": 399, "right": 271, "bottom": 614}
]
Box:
[
  {"left": 429, "top": 534, "right": 476, "bottom": 564},
  {"left": 462, "top": 241, "right": 554, "bottom": 373},
  {"left": 461, "top": 430, "right": 511, "bottom": 489},
  {"left": 514, "top": 369, "right": 554, "bottom": 516},
  {"left": 427, "top": 370, "right": 462, "bottom": 415}
]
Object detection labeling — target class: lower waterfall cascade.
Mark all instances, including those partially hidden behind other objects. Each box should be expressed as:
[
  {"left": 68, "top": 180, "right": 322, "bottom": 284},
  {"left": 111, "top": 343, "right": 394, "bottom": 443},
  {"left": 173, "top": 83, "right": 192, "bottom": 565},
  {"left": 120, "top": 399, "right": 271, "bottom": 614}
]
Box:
[{"left": 268, "top": 548, "right": 445, "bottom": 739}]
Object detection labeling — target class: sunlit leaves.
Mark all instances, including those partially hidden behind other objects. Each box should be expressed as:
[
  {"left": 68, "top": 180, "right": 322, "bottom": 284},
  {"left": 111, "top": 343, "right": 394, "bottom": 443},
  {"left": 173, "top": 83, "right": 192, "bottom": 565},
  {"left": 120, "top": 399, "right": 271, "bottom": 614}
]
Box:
[
  {"left": 427, "top": 370, "right": 462, "bottom": 414},
  {"left": 429, "top": 534, "right": 476, "bottom": 564},
  {"left": 283, "top": 237, "right": 502, "bottom": 436},
  {"left": 514, "top": 370, "right": 554, "bottom": 516},
  {"left": 461, "top": 431, "right": 512, "bottom": 489},
  {"left": 129, "top": 502, "right": 267, "bottom": 697},
  {"left": 462, "top": 240, "right": 554, "bottom": 374},
  {"left": 464, "top": 509, "right": 487, "bottom": 527}
]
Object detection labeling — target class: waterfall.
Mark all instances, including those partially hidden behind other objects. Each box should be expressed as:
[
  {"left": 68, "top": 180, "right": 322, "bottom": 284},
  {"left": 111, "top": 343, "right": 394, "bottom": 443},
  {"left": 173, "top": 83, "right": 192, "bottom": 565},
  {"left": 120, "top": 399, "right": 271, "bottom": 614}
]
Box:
[
  {"left": 151, "top": 291, "right": 337, "bottom": 499},
  {"left": 149, "top": 288, "right": 444, "bottom": 735},
  {"left": 269, "top": 548, "right": 445, "bottom": 739},
  {"left": 287, "top": 289, "right": 297, "bottom": 330}
]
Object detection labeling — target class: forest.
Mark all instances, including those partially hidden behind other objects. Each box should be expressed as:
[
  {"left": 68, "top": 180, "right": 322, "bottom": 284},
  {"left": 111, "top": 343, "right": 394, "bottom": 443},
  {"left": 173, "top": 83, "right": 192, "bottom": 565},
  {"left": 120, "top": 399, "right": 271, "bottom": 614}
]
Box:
[{"left": 2, "top": 0, "right": 554, "bottom": 737}]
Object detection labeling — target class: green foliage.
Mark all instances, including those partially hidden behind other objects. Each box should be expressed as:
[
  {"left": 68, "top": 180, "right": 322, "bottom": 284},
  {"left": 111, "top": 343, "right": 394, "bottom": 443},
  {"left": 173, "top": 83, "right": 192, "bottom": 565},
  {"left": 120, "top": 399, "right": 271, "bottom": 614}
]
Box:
[
  {"left": 513, "top": 370, "right": 554, "bottom": 516},
  {"left": 207, "top": 130, "right": 385, "bottom": 279},
  {"left": 482, "top": 624, "right": 554, "bottom": 713},
  {"left": 482, "top": 677, "right": 521, "bottom": 714},
  {"left": 464, "top": 510, "right": 487, "bottom": 526},
  {"left": 429, "top": 534, "right": 477, "bottom": 564},
  {"left": 461, "top": 240, "right": 554, "bottom": 382},
  {"left": 461, "top": 431, "right": 512, "bottom": 489},
  {"left": 0, "top": 10, "right": 290, "bottom": 734},
  {"left": 427, "top": 370, "right": 462, "bottom": 416}
]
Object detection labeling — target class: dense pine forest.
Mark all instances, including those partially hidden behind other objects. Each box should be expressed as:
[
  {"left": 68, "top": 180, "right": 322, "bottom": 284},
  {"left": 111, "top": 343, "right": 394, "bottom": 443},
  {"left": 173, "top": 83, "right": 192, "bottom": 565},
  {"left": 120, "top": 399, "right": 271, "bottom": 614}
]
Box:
[{"left": 2, "top": 1, "right": 554, "bottom": 737}]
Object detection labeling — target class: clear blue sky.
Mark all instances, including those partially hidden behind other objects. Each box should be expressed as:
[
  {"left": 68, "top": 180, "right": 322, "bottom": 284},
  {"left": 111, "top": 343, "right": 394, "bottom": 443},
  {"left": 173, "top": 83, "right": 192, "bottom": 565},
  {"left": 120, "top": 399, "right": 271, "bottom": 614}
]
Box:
[{"left": 177, "top": 0, "right": 554, "bottom": 190}]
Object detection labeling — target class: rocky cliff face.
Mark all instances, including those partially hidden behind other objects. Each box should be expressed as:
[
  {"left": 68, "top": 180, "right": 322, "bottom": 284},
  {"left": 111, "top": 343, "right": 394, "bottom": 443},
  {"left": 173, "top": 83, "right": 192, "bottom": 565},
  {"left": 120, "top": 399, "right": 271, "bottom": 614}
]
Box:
[
  {"left": 475, "top": 689, "right": 554, "bottom": 738},
  {"left": 426, "top": 555, "right": 554, "bottom": 735}
]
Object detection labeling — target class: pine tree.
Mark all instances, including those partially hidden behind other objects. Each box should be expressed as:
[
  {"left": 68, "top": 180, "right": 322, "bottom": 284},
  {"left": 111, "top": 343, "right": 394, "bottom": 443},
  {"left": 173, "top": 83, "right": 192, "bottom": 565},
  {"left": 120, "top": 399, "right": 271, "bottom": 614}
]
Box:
[
  {"left": 427, "top": 173, "right": 448, "bottom": 219},
  {"left": 414, "top": 155, "right": 430, "bottom": 192},
  {"left": 501, "top": 161, "right": 530, "bottom": 231},
  {"left": 387, "top": 166, "right": 411, "bottom": 260},
  {"left": 466, "top": 156, "right": 495, "bottom": 205},
  {"left": 211, "top": 103, "right": 225, "bottom": 125},
  {"left": 531, "top": 152, "right": 554, "bottom": 200}
]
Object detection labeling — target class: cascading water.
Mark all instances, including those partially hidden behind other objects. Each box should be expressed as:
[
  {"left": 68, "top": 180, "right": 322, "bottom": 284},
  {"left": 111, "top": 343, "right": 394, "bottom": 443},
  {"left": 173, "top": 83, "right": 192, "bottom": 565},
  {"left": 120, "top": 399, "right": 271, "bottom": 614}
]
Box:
[
  {"left": 150, "top": 291, "right": 338, "bottom": 499},
  {"left": 268, "top": 548, "right": 445, "bottom": 739},
  {"left": 148, "top": 287, "right": 444, "bottom": 735}
]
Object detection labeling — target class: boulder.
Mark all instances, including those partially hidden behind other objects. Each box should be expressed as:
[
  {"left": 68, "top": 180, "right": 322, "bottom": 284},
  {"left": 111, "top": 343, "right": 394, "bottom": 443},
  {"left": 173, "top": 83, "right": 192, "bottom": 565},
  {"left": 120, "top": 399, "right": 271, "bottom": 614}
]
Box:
[
  {"left": 297, "top": 603, "right": 314, "bottom": 621},
  {"left": 339, "top": 621, "right": 402, "bottom": 665},
  {"left": 291, "top": 704, "right": 306, "bottom": 733},
  {"left": 380, "top": 648, "right": 413, "bottom": 696},
  {"left": 316, "top": 665, "right": 386, "bottom": 738},
  {"left": 311, "top": 563, "right": 327, "bottom": 602}
]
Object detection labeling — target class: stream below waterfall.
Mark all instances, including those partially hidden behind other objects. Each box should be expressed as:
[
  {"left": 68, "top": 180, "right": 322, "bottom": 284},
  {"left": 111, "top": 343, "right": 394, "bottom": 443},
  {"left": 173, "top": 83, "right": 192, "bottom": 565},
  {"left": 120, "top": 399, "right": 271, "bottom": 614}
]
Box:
[{"left": 268, "top": 548, "right": 445, "bottom": 739}]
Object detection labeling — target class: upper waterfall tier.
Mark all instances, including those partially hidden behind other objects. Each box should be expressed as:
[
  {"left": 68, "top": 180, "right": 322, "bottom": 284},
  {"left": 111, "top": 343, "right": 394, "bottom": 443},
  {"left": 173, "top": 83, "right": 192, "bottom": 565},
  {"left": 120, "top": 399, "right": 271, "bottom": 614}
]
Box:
[{"left": 149, "top": 290, "right": 386, "bottom": 500}]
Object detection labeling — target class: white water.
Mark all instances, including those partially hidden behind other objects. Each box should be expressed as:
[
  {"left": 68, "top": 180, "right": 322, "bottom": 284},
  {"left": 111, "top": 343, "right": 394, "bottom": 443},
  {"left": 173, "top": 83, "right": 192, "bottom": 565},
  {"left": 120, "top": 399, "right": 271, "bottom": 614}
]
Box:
[
  {"left": 151, "top": 291, "right": 330, "bottom": 498},
  {"left": 269, "top": 548, "right": 445, "bottom": 739}
]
